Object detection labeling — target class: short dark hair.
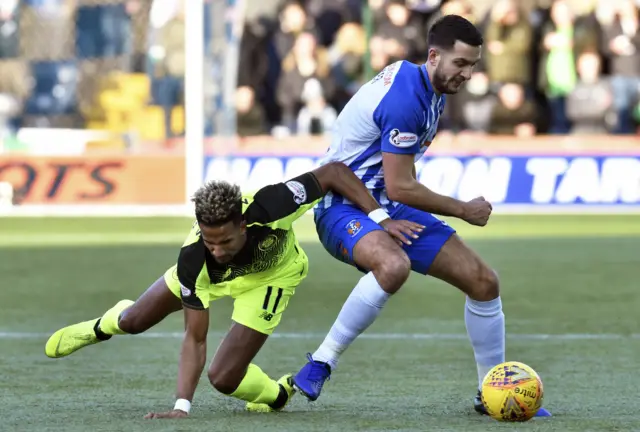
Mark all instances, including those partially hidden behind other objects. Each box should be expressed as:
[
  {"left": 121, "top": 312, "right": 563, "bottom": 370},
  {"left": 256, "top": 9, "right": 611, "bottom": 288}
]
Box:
[
  {"left": 428, "top": 15, "right": 483, "bottom": 49},
  {"left": 192, "top": 181, "right": 243, "bottom": 227}
]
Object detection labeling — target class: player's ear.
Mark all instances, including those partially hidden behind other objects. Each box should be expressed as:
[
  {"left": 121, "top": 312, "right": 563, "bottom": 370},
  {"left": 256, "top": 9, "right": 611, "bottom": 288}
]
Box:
[
  {"left": 427, "top": 47, "right": 440, "bottom": 66},
  {"left": 239, "top": 219, "right": 247, "bottom": 234}
]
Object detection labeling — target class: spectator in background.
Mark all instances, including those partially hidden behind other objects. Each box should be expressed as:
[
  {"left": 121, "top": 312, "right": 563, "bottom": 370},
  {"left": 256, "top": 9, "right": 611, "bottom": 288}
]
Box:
[
  {"left": 0, "top": 0, "right": 19, "bottom": 58},
  {"left": 149, "top": 1, "right": 184, "bottom": 138},
  {"left": 296, "top": 77, "right": 337, "bottom": 135},
  {"left": 0, "top": 0, "right": 21, "bottom": 130},
  {"left": 0, "top": 92, "right": 19, "bottom": 137},
  {"left": 235, "top": 85, "right": 267, "bottom": 137},
  {"left": 538, "top": 0, "right": 577, "bottom": 134},
  {"left": 426, "top": 0, "right": 475, "bottom": 33},
  {"left": 327, "top": 22, "right": 366, "bottom": 110},
  {"left": 273, "top": 1, "right": 309, "bottom": 64},
  {"left": 484, "top": 0, "right": 533, "bottom": 88},
  {"left": 375, "top": 0, "right": 425, "bottom": 63},
  {"left": 443, "top": 71, "right": 496, "bottom": 134},
  {"left": 368, "top": 34, "right": 391, "bottom": 72},
  {"left": 369, "top": 0, "right": 391, "bottom": 29},
  {"left": 489, "top": 83, "right": 537, "bottom": 136},
  {"left": 566, "top": 51, "right": 614, "bottom": 134},
  {"left": 603, "top": 0, "right": 640, "bottom": 134},
  {"left": 237, "top": 19, "right": 271, "bottom": 112},
  {"left": 405, "top": 0, "right": 444, "bottom": 30},
  {"left": 277, "top": 31, "right": 334, "bottom": 133},
  {"left": 76, "top": 0, "right": 138, "bottom": 59},
  {"left": 573, "top": 0, "right": 606, "bottom": 55},
  {"left": 305, "top": 0, "right": 350, "bottom": 47},
  {"left": 21, "top": 0, "right": 74, "bottom": 60}
]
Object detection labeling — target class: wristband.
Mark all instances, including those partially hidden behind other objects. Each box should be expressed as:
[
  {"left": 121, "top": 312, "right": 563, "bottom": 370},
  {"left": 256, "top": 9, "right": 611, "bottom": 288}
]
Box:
[
  {"left": 174, "top": 398, "right": 191, "bottom": 414},
  {"left": 368, "top": 208, "right": 390, "bottom": 224}
]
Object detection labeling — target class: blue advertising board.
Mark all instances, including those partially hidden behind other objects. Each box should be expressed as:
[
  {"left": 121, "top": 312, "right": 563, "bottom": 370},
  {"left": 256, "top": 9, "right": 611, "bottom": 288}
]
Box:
[{"left": 204, "top": 154, "right": 640, "bottom": 212}]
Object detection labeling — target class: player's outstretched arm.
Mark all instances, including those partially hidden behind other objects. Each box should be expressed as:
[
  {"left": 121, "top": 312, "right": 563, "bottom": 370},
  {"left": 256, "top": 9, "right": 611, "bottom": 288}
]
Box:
[
  {"left": 144, "top": 307, "right": 209, "bottom": 419},
  {"left": 383, "top": 152, "right": 492, "bottom": 226},
  {"left": 247, "top": 162, "right": 422, "bottom": 245},
  {"left": 312, "top": 161, "right": 424, "bottom": 244},
  {"left": 311, "top": 161, "right": 382, "bottom": 214}
]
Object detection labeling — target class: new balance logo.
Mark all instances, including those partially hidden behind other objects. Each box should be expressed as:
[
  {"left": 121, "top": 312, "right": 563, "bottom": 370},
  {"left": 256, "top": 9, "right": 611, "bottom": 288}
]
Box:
[{"left": 259, "top": 311, "right": 274, "bottom": 321}]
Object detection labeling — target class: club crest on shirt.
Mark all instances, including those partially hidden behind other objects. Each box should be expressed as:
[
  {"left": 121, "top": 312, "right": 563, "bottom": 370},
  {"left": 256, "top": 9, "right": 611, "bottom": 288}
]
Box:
[{"left": 259, "top": 234, "right": 278, "bottom": 251}]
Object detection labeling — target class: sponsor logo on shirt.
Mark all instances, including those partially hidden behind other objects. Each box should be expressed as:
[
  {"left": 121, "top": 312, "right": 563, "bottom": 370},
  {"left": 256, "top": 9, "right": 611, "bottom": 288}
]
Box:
[
  {"left": 389, "top": 128, "right": 418, "bottom": 148},
  {"left": 285, "top": 180, "right": 307, "bottom": 204}
]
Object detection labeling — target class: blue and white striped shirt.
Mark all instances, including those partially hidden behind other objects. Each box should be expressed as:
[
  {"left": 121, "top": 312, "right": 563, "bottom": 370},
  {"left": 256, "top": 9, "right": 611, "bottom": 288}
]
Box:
[{"left": 316, "top": 60, "right": 445, "bottom": 212}]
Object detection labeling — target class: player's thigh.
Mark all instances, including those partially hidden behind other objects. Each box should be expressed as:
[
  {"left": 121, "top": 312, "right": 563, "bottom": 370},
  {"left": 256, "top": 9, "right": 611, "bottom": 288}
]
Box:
[
  {"left": 389, "top": 204, "right": 457, "bottom": 275},
  {"left": 315, "top": 204, "right": 386, "bottom": 269},
  {"left": 315, "top": 204, "right": 410, "bottom": 291},
  {"left": 118, "top": 265, "right": 183, "bottom": 333},
  {"left": 427, "top": 234, "right": 500, "bottom": 301},
  {"left": 231, "top": 283, "right": 295, "bottom": 337}
]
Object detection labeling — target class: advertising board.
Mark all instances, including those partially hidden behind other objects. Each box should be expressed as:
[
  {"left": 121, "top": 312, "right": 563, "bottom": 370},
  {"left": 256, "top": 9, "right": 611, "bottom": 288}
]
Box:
[
  {"left": 0, "top": 154, "right": 185, "bottom": 206},
  {"left": 204, "top": 152, "right": 640, "bottom": 212}
]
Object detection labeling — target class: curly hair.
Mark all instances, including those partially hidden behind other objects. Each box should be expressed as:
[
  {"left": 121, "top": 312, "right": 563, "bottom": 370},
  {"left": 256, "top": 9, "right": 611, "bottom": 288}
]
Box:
[{"left": 192, "top": 180, "right": 243, "bottom": 226}]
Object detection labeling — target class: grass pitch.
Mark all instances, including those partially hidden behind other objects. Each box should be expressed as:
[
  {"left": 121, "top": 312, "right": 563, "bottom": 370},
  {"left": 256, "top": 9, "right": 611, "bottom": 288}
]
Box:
[{"left": 1, "top": 215, "right": 639, "bottom": 431}]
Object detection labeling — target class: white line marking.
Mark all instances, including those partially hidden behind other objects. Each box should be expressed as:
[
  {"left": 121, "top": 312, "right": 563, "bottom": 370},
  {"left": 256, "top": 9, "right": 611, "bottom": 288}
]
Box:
[{"left": 0, "top": 331, "right": 638, "bottom": 341}]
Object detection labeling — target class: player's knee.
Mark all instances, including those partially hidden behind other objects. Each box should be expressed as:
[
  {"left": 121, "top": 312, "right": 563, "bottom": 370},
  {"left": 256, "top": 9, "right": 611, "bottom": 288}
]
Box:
[
  {"left": 117, "top": 309, "right": 144, "bottom": 334},
  {"left": 208, "top": 368, "right": 241, "bottom": 395},
  {"left": 374, "top": 251, "right": 411, "bottom": 294},
  {"left": 468, "top": 265, "right": 500, "bottom": 301}
]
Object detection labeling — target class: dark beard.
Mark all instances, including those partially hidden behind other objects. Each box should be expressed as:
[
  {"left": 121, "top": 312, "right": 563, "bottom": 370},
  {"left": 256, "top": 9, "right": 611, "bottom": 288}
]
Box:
[{"left": 432, "top": 67, "right": 449, "bottom": 94}]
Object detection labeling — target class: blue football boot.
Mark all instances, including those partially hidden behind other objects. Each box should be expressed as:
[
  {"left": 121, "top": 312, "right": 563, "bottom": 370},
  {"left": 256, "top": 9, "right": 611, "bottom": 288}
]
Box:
[{"left": 292, "top": 353, "right": 331, "bottom": 401}]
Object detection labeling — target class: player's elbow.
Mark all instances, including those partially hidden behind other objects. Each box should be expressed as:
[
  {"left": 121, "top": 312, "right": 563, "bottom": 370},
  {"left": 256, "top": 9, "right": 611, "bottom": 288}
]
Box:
[
  {"left": 386, "top": 180, "right": 410, "bottom": 203},
  {"left": 324, "top": 161, "right": 349, "bottom": 179},
  {"left": 314, "top": 161, "right": 348, "bottom": 191},
  {"left": 386, "top": 185, "right": 401, "bottom": 202}
]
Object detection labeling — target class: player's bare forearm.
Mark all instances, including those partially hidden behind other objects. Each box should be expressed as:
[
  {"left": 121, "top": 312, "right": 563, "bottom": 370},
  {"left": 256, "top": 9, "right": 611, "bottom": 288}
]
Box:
[
  {"left": 390, "top": 180, "right": 465, "bottom": 218},
  {"left": 312, "top": 162, "right": 381, "bottom": 214},
  {"left": 383, "top": 152, "right": 465, "bottom": 218},
  {"left": 176, "top": 307, "right": 209, "bottom": 402},
  {"left": 176, "top": 334, "right": 207, "bottom": 401}
]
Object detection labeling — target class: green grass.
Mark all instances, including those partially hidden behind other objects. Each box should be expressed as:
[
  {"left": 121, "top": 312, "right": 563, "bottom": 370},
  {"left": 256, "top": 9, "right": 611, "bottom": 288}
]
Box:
[{"left": 1, "top": 215, "right": 639, "bottom": 431}]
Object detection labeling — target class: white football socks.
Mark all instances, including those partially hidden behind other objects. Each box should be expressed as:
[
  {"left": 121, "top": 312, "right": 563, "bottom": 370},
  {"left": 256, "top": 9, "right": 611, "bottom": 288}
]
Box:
[
  {"left": 464, "top": 296, "right": 506, "bottom": 389},
  {"left": 312, "top": 272, "right": 390, "bottom": 370}
]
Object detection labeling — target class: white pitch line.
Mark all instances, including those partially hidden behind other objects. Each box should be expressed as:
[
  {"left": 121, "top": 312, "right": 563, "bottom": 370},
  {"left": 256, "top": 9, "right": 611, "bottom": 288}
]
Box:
[{"left": 0, "top": 331, "right": 638, "bottom": 341}]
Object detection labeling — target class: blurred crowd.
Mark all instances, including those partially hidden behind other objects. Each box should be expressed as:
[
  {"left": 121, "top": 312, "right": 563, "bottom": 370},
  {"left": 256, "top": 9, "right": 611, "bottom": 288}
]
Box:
[
  {"left": 238, "top": 0, "right": 640, "bottom": 137},
  {"left": 0, "top": 0, "right": 639, "bottom": 142},
  {"left": 0, "top": 0, "right": 186, "bottom": 141}
]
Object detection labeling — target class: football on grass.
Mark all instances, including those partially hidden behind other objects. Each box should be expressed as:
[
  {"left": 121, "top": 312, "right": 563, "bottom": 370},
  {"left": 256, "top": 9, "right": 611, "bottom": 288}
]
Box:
[{"left": 481, "top": 361, "right": 544, "bottom": 422}]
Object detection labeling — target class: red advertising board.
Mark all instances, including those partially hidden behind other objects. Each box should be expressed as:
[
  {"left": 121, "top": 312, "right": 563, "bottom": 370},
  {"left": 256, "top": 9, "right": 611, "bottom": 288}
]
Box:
[{"left": 0, "top": 154, "right": 185, "bottom": 205}]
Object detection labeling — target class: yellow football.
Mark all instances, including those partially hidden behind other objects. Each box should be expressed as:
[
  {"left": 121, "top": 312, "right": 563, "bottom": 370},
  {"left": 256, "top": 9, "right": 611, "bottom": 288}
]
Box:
[{"left": 481, "top": 361, "right": 544, "bottom": 422}]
